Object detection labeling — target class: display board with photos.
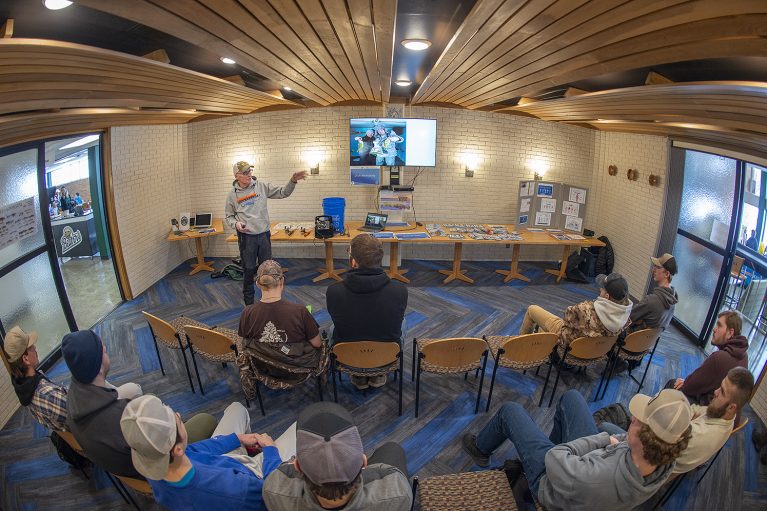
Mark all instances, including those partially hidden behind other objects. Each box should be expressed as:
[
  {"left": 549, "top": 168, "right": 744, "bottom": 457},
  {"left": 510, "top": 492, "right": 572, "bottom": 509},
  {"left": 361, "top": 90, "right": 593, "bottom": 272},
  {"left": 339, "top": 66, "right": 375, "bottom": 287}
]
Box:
[{"left": 515, "top": 181, "right": 588, "bottom": 233}]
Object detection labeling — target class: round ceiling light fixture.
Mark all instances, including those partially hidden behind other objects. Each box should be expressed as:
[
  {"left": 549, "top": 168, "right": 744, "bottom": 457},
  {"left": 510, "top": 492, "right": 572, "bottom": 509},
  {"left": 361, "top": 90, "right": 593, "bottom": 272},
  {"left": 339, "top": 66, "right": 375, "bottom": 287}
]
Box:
[
  {"left": 220, "top": 57, "right": 236, "bottom": 65},
  {"left": 43, "top": 0, "right": 73, "bottom": 9},
  {"left": 394, "top": 80, "right": 412, "bottom": 87},
  {"left": 401, "top": 39, "right": 431, "bottom": 51},
  {"left": 282, "top": 86, "right": 292, "bottom": 91}
]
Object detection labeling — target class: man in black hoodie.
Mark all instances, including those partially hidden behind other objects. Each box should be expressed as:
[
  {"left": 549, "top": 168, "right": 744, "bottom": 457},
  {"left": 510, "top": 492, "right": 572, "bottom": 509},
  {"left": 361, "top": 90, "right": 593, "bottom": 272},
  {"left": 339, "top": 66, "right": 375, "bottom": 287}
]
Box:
[
  {"left": 63, "top": 330, "right": 217, "bottom": 478},
  {"left": 326, "top": 234, "right": 408, "bottom": 389}
]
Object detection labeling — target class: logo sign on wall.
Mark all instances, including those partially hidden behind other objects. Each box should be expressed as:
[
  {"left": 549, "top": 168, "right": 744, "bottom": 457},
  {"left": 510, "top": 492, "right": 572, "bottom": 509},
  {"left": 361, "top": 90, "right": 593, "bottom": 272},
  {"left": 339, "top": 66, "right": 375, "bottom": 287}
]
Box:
[{"left": 60, "top": 226, "right": 83, "bottom": 254}]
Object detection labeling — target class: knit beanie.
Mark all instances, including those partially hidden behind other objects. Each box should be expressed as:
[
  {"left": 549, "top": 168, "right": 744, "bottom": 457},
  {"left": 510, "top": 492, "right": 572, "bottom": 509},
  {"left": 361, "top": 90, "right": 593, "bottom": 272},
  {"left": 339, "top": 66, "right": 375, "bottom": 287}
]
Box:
[{"left": 62, "top": 330, "right": 104, "bottom": 383}]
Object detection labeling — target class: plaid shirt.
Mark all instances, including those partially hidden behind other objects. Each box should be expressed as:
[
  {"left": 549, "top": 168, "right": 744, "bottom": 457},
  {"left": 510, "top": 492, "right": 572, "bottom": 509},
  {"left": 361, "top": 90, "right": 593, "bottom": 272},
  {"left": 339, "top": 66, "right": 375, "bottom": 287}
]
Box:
[{"left": 29, "top": 376, "right": 68, "bottom": 432}]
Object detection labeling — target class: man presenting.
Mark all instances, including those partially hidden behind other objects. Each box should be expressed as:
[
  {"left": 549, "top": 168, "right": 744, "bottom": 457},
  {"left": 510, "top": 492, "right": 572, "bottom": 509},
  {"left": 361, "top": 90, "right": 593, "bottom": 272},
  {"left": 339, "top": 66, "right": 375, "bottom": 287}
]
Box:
[{"left": 225, "top": 161, "right": 308, "bottom": 305}]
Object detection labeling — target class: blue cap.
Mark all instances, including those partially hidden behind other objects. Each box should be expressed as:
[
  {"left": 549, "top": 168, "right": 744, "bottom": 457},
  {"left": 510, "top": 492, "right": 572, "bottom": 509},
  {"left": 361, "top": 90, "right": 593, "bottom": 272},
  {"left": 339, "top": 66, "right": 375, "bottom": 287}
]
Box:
[{"left": 62, "top": 330, "right": 103, "bottom": 383}]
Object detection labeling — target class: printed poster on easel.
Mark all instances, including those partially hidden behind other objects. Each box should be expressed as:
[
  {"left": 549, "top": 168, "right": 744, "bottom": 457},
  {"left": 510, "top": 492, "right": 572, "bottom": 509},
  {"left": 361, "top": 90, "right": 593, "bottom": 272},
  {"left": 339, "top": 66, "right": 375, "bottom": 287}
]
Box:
[{"left": 515, "top": 180, "right": 589, "bottom": 233}]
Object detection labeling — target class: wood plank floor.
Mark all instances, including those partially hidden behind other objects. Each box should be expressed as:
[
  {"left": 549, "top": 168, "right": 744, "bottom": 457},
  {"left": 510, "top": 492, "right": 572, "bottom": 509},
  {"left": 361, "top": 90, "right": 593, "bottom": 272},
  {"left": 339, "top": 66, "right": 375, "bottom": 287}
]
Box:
[{"left": 1, "top": 258, "right": 765, "bottom": 510}]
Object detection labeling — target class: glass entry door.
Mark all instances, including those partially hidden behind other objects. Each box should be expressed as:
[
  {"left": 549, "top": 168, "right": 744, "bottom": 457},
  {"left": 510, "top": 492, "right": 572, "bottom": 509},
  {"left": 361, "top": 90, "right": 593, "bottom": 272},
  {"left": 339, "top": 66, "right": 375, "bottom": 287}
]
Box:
[{"left": 672, "top": 149, "right": 740, "bottom": 346}]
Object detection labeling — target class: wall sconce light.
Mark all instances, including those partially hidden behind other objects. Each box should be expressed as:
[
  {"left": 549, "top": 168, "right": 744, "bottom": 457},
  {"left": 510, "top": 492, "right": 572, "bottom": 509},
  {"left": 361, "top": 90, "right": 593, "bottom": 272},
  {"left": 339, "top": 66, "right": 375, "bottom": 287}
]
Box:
[
  {"left": 527, "top": 158, "right": 549, "bottom": 181},
  {"left": 305, "top": 150, "right": 322, "bottom": 175},
  {"left": 465, "top": 166, "right": 474, "bottom": 178},
  {"left": 608, "top": 165, "right": 618, "bottom": 176},
  {"left": 649, "top": 174, "right": 660, "bottom": 186},
  {"left": 462, "top": 153, "right": 479, "bottom": 178},
  {"left": 627, "top": 168, "right": 639, "bottom": 181}
]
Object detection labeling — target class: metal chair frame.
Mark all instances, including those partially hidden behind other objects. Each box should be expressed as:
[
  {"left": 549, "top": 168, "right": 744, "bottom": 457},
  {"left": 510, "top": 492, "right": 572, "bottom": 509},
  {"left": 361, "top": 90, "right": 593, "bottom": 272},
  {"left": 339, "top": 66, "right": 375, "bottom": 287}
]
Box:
[
  {"left": 413, "top": 337, "right": 489, "bottom": 418},
  {"left": 543, "top": 335, "right": 617, "bottom": 407},
  {"left": 595, "top": 328, "right": 662, "bottom": 400},
  {"left": 142, "top": 311, "right": 196, "bottom": 393}
]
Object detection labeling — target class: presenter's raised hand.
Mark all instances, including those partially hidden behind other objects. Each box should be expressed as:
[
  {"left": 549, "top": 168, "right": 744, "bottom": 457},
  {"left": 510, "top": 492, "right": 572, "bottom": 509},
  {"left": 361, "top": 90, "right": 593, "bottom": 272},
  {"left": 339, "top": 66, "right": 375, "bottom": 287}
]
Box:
[{"left": 291, "top": 171, "right": 309, "bottom": 183}]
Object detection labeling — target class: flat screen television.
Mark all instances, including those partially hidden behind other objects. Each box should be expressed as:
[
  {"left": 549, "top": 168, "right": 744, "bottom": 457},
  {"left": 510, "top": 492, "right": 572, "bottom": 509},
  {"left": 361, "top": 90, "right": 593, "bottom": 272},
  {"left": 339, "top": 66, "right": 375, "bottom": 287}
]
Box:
[{"left": 350, "top": 118, "right": 436, "bottom": 167}]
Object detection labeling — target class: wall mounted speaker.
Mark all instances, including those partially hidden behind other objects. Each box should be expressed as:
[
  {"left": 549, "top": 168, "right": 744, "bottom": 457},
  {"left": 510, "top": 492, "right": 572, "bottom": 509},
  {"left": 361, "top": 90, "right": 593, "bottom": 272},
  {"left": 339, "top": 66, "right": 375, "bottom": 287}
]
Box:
[{"left": 179, "top": 212, "right": 191, "bottom": 231}]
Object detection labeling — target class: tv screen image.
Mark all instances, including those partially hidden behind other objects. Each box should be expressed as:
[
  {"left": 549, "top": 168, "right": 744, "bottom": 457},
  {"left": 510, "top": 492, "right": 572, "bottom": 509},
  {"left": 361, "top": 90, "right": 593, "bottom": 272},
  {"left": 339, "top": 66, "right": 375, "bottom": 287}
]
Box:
[{"left": 350, "top": 118, "right": 436, "bottom": 167}]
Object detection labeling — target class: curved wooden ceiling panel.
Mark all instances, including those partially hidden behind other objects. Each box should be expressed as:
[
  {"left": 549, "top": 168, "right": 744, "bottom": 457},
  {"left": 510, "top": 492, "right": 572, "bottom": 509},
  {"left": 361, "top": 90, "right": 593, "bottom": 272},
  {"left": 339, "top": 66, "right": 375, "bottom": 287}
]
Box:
[
  {"left": 75, "top": 0, "right": 397, "bottom": 105},
  {"left": 503, "top": 81, "right": 767, "bottom": 157},
  {"left": 413, "top": 0, "right": 767, "bottom": 108}
]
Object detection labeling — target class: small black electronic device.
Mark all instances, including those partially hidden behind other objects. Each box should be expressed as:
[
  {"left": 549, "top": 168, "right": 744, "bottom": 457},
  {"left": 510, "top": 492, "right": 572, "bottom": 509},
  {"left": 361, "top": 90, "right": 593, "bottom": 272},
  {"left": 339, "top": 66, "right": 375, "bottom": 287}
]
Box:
[
  {"left": 358, "top": 212, "right": 388, "bottom": 232},
  {"left": 315, "top": 215, "right": 334, "bottom": 239},
  {"left": 583, "top": 229, "right": 595, "bottom": 238},
  {"left": 189, "top": 216, "right": 196, "bottom": 227},
  {"left": 389, "top": 167, "right": 400, "bottom": 186}
]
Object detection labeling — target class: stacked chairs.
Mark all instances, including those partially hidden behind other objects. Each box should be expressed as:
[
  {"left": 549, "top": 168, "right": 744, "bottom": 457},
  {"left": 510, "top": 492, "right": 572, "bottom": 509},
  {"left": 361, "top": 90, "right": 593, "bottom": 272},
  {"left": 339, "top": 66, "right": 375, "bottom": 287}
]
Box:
[
  {"left": 331, "top": 341, "right": 404, "bottom": 415},
  {"left": 412, "top": 337, "right": 489, "bottom": 417},
  {"left": 484, "top": 333, "right": 559, "bottom": 410},
  {"left": 595, "top": 328, "right": 662, "bottom": 400}
]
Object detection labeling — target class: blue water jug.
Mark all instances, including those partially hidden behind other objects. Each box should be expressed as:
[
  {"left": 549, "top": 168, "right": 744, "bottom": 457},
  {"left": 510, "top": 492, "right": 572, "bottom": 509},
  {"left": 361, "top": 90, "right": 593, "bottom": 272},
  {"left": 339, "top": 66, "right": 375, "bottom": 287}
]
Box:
[{"left": 322, "top": 197, "right": 346, "bottom": 233}]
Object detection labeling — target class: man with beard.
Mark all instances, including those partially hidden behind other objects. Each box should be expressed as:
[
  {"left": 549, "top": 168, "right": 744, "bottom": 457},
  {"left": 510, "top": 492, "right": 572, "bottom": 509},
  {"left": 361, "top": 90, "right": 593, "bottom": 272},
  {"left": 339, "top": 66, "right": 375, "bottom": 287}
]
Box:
[{"left": 597, "top": 367, "right": 754, "bottom": 474}]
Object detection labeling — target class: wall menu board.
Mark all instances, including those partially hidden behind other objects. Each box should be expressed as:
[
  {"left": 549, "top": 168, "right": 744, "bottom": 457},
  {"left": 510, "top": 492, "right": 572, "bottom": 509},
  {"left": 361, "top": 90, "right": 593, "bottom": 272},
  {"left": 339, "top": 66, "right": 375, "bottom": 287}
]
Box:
[{"left": 515, "top": 181, "right": 588, "bottom": 232}]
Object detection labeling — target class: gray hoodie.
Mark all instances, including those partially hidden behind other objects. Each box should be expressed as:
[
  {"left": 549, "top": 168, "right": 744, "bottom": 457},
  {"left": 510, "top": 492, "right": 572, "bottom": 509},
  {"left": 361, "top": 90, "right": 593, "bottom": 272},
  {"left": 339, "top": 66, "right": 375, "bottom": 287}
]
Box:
[
  {"left": 224, "top": 177, "right": 296, "bottom": 235},
  {"left": 630, "top": 286, "right": 678, "bottom": 330},
  {"left": 538, "top": 432, "right": 673, "bottom": 511},
  {"left": 593, "top": 296, "right": 633, "bottom": 333}
]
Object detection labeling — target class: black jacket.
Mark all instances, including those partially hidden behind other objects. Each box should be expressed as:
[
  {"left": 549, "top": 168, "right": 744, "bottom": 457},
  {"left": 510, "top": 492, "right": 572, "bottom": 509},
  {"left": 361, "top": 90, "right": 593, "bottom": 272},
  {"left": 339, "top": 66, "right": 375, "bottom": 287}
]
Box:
[
  {"left": 67, "top": 380, "right": 142, "bottom": 479},
  {"left": 326, "top": 267, "right": 408, "bottom": 343}
]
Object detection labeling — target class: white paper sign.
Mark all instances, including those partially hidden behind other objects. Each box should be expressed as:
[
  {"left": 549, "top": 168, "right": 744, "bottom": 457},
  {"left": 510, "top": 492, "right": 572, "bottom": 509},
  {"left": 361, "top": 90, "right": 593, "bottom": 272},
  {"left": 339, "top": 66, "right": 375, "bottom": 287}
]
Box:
[
  {"left": 535, "top": 212, "right": 551, "bottom": 226},
  {"left": 0, "top": 196, "right": 37, "bottom": 252},
  {"left": 562, "top": 201, "right": 580, "bottom": 216},
  {"left": 520, "top": 182, "right": 532, "bottom": 197},
  {"left": 569, "top": 187, "right": 587, "bottom": 204},
  {"left": 565, "top": 216, "right": 583, "bottom": 232},
  {"left": 520, "top": 198, "right": 531, "bottom": 213},
  {"left": 540, "top": 198, "right": 556, "bottom": 213}
]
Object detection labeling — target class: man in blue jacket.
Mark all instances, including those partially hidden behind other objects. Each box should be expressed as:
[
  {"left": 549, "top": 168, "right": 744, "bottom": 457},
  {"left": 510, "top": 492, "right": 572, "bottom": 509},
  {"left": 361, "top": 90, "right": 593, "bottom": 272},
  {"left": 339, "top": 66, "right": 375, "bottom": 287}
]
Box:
[{"left": 121, "top": 396, "right": 294, "bottom": 510}]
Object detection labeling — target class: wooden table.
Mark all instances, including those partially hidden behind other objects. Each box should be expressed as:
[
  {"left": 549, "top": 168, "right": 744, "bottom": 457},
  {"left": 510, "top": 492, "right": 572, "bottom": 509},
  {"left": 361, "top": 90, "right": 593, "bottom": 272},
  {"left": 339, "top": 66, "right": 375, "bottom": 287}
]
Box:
[
  {"left": 167, "top": 219, "right": 224, "bottom": 275},
  {"left": 227, "top": 222, "right": 605, "bottom": 285}
]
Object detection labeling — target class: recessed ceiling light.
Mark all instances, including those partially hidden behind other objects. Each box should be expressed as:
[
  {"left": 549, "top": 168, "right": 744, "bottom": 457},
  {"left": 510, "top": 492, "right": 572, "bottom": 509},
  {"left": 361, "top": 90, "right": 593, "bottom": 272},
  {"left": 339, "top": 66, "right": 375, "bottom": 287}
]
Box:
[
  {"left": 220, "top": 57, "right": 236, "bottom": 65},
  {"left": 43, "top": 0, "right": 72, "bottom": 9},
  {"left": 394, "top": 80, "right": 412, "bottom": 87},
  {"left": 282, "top": 86, "right": 292, "bottom": 91},
  {"left": 401, "top": 39, "right": 431, "bottom": 51}
]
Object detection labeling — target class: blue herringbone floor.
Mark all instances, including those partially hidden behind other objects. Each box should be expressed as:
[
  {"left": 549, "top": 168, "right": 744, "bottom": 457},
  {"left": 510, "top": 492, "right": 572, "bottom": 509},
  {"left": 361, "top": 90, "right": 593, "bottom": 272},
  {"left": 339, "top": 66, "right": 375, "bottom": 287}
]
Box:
[{"left": 1, "top": 258, "right": 765, "bottom": 510}]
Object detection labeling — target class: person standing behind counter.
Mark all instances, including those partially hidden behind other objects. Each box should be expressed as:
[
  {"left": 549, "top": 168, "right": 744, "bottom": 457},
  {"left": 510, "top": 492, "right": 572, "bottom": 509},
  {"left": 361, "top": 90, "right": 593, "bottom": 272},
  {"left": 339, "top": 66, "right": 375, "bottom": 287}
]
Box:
[{"left": 225, "top": 161, "right": 309, "bottom": 305}]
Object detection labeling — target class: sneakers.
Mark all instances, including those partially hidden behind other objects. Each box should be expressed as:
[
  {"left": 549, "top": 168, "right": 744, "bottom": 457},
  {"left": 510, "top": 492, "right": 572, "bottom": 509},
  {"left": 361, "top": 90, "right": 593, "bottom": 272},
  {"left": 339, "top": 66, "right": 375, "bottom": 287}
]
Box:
[
  {"left": 350, "top": 375, "right": 369, "bottom": 390},
  {"left": 368, "top": 374, "right": 388, "bottom": 388},
  {"left": 461, "top": 433, "right": 490, "bottom": 468}
]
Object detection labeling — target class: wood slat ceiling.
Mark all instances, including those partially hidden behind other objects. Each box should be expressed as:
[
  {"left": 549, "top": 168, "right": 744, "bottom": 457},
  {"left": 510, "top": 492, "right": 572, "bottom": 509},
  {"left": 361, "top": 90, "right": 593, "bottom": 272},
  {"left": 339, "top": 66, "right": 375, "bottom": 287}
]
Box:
[
  {"left": 74, "top": 0, "right": 398, "bottom": 105},
  {"left": 502, "top": 81, "right": 767, "bottom": 159},
  {"left": 0, "top": 38, "right": 298, "bottom": 148},
  {"left": 412, "top": 0, "right": 767, "bottom": 109}
]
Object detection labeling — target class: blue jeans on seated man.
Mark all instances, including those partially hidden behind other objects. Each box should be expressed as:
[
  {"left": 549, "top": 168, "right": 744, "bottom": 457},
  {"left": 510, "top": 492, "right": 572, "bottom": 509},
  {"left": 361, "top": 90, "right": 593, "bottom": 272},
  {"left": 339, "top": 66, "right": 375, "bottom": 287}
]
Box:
[{"left": 474, "top": 389, "right": 598, "bottom": 496}]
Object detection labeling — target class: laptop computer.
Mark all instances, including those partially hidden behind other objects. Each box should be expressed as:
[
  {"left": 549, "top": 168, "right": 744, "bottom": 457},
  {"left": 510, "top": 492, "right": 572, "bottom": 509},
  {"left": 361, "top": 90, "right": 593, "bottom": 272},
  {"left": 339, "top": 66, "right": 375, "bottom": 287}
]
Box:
[
  {"left": 194, "top": 212, "right": 212, "bottom": 229},
  {"left": 358, "top": 212, "right": 388, "bottom": 232}
]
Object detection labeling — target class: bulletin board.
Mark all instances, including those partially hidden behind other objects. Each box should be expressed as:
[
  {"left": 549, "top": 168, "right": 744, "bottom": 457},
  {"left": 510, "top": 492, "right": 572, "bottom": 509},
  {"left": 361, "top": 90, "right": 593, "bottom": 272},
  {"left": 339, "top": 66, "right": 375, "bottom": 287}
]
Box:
[{"left": 515, "top": 181, "right": 588, "bottom": 232}]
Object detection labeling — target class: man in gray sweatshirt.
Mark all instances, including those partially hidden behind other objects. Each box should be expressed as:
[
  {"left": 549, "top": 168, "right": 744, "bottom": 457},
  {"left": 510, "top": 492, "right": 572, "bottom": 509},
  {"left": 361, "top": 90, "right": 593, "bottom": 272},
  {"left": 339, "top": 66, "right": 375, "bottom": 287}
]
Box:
[
  {"left": 630, "top": 253, "right": 679, "bottom": 331},
  {"left": 225, "top": 161, "right": 308, "bottom": 304},
  {"left": 462, "top": 389, "right": 692, "bottom": 511}
]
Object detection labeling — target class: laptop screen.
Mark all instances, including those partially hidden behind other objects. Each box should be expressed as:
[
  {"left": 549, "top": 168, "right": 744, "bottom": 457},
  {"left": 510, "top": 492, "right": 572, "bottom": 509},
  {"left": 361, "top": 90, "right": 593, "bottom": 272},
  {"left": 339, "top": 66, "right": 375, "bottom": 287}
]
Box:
[
  {"left": 365, "top": 213, "right": 387, "bottom": 229},
  {"left": 195, "top": 213, "right": 212, "bottom": 228}
]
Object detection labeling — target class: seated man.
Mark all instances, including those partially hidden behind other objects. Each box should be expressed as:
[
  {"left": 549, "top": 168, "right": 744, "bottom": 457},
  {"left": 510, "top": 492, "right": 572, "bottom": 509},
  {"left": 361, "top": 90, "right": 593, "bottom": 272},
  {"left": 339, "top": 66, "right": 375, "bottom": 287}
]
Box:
[
  {"left": 462, "top": 389, "right": 692, "bottom": 511},
  {"left": 263, "top": 402, "right": 412, "bottom": 511},
  {"left": 4, "top": 326, "right": 67, "bottom": 432},
  {"left": 519, "top": 272, "right": 632, "bottom": 349},
  {"left": 629, "top": 254, "right": 678, "bottom": 331},
  {"left": 238, "top": 260, "right": 322, "bottom": 391},
  {"left": 326, "top": 234, "right": 408, "bottom": 389},
  {"left": 63, "top": 330, "right": 215, "bottom": 478},
  {"left": 121, "top": 396, "right": 293, "bottom": 510},
  {"left": 671, "top": 310, "right": 748, "bottom": 405},
  {"left": 599, "top": 367, "right": 754, "bottom": 474}
]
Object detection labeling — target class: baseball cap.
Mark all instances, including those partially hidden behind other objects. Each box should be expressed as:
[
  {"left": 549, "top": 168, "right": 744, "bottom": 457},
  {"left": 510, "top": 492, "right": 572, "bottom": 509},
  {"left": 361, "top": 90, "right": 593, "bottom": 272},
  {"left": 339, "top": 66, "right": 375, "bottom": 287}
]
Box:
[
  {"left": 296, "top": 402, "right": 365, "bottom": 486},
  {"left": 596, "top": 272, "right": 629, "bottom": 301},
  {"left": 233, "top": 161, "right": 254, "bottom": 175},
  {"left": 256, "top": 260, "right": 283, "bottom": 280},
  {"left": 120, "top": 395, "right": 178, "bottom": 480},
  {"left": 650, "top": 253, "right": 678, "bottom": 275},
  {"left": 629, "top": 389, "right": 692, "bottom": 444},
  {"left": 3, "top": 326, "right": 38, "bottom": 363}
]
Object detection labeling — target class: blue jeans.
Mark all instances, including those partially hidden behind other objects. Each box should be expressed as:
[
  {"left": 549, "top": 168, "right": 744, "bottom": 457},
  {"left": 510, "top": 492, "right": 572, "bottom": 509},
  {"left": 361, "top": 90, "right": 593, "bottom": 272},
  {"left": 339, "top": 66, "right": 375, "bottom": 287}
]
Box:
[
  {"left": 475, "top": 390, "right": 598, "bottom": 495},
  {"left": 598, "top": 421, "right": 627, "bottom": 436}
]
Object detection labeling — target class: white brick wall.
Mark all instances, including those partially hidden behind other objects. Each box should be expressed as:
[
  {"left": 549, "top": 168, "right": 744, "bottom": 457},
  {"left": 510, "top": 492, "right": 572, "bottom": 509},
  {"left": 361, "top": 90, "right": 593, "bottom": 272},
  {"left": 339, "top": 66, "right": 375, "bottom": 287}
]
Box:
[
  {"left": 186, "top": 106, "right": 598, "bottom": 262},
  {"left": 589, "top": 132, "right": 670, "bottom": 299},
  {"left": 111, "top": 125, "right": 190, "bottom": 296}
]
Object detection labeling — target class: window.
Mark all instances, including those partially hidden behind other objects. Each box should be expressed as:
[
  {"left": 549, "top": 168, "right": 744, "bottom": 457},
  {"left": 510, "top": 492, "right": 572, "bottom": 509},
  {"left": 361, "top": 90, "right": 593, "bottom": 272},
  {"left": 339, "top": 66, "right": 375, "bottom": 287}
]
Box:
[
  {"left": 738, "top": 163, "right": 766, "bottom": 251},
  {"left": 47, "top": 152, "right": 90, "bottom": 187}
]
